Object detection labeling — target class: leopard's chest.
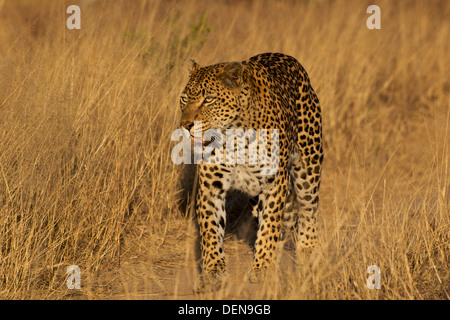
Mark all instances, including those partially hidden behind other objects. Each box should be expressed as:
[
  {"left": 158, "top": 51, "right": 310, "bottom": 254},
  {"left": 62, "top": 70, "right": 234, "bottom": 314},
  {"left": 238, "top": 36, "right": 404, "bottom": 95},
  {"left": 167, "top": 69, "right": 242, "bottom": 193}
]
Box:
[{"left": 228, "top": 165, "right": 268, "bottom": 197}]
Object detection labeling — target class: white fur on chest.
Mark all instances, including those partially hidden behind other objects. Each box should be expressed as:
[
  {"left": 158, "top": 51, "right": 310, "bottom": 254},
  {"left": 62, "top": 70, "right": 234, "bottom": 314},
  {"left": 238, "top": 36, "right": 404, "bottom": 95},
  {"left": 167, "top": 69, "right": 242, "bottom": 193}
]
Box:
[{"left": 229, "top": 165, "right": 265, "bottom": 197}]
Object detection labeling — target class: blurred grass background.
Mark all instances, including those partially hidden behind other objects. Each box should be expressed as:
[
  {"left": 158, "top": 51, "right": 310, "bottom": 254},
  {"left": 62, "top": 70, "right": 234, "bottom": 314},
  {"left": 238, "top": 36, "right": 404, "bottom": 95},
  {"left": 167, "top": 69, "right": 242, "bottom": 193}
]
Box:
[{"left": 0, "top": 0, "right": 448, "bottom": 299}]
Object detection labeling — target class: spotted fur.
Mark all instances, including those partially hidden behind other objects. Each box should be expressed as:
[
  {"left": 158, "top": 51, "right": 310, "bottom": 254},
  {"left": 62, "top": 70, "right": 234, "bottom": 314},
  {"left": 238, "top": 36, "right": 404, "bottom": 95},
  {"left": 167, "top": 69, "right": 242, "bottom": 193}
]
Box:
[{"left": 178, "top": 53, "right": 323, "bottom": 290}]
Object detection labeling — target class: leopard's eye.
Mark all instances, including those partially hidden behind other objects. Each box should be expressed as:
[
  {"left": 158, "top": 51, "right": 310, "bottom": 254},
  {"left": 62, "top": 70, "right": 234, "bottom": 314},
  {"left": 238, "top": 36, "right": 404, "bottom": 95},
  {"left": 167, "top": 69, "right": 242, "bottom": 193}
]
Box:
[
  {"left": 180, "top": 95, "right": 188, "bottom": 104},
  {"left": 203, "top": 96, "right": 215, "bottom": 105}
]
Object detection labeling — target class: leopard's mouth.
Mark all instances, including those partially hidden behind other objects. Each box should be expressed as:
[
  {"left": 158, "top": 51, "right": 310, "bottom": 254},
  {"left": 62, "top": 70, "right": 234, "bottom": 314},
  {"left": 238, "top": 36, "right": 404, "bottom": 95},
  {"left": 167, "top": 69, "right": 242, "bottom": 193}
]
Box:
[
  {"left": 191, "top": 136, "right": 203, "bottom": 143},
  {"left": 190, "top": 134, "right": 216, "bottom": 147}
]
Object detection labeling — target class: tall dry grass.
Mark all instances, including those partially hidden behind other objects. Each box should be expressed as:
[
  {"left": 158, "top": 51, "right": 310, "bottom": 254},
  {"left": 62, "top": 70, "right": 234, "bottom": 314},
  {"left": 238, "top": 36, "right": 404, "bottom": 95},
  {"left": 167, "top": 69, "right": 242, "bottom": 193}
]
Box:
[{"left": 0, "top": 0, "right": 448, "bottom": 299}]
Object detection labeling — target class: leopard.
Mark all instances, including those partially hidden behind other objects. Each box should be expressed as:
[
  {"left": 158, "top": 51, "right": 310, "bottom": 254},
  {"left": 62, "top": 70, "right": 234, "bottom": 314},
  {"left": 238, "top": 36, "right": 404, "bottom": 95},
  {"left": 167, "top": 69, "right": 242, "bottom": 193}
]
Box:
[{"left": 178, "top": 52, "right": 323, "bottom": 291}]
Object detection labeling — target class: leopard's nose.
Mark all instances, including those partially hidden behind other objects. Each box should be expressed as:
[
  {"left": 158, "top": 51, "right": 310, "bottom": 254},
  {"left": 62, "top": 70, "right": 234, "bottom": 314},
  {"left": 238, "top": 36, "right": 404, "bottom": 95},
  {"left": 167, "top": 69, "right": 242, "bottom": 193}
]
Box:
[{"left": 180, "top": 121, "right": 194, "bottom": 131}]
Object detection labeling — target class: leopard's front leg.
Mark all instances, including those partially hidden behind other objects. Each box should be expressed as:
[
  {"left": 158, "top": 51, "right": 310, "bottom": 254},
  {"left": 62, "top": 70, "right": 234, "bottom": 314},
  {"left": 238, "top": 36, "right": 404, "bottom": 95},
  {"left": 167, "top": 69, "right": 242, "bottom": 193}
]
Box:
[
  {"left": 194, "top": 164, "right": 229, "bottom": 291},
  {"left": 249, "top": 169, "right": 288, "bottom": 282}
]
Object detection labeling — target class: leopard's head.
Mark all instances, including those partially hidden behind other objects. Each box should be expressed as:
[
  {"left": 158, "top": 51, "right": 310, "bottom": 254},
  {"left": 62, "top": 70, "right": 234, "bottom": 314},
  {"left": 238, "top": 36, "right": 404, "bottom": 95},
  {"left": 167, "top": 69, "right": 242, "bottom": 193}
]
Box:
[{"left": 179, "top": 60, "right": 247, "bottom": 141}]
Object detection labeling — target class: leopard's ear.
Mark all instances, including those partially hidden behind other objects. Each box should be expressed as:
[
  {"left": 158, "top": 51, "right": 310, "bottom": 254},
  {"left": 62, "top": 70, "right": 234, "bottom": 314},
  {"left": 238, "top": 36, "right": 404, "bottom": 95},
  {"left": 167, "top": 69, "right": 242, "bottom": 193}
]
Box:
[
  {"left": 189, "top": 59, "right": 200, "bottom": 76},
  {"left": 221, "top": 62, "right": 244, "bottom": 89}
]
